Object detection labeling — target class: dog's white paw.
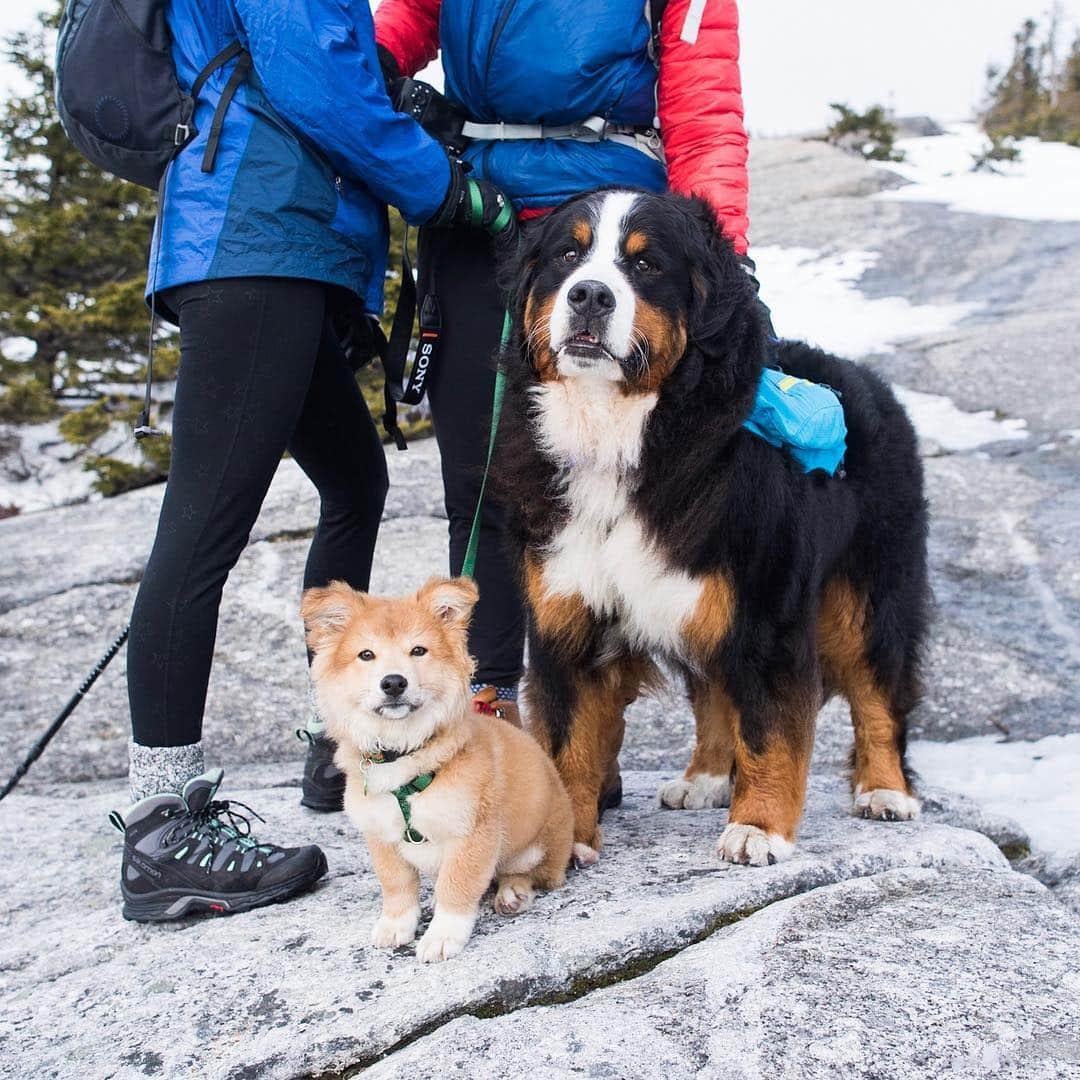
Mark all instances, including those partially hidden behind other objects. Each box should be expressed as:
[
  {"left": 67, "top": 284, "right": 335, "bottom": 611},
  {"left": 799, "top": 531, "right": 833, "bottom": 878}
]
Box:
[
  {"left": 371, "top": 907, "right": 419, "bottom": 949},
  {"left": 573, "top": 841, "right": 600, "bottom": 868},
  {"left": 493, "top": 880, "right": 535, "bottom": 916},
  {"left": 853, "top": 788, "right": 920, "bottom": 822},
  {"left": 716, "top": 823, "right": 794, "bottom": 867},
  {"left": 659, "top": 773, "right": 731, "bottom": 810},
  {"left": 415, "top": 909, "right": 475, "bottom": 963}
]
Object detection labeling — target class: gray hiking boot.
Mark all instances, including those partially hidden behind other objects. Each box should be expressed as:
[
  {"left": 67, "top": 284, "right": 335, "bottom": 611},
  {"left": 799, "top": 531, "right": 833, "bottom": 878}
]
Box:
[{"left": 111, "top": 769, "right": 327, "bottom": 922}]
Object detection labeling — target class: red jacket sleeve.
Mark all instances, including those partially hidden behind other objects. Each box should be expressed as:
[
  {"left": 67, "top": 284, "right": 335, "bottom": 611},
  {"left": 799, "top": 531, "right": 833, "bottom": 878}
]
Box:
[
  {"left": 658, "top": 0, "right": 749, "bottom": 254},
  {"left": 373, "top": 0, "right": 442, "bottom": 77}
]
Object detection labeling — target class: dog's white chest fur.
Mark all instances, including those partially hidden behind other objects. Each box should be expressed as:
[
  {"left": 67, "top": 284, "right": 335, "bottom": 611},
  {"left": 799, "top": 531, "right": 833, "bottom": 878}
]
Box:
[{"left": 531, "top": 379, "right": 703, "bottom": 653}]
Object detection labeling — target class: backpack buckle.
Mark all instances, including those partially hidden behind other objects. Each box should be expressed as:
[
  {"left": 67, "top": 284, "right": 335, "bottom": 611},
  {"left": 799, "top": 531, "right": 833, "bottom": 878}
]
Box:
[{"left": 174, "top": 122, "right": 191, "bottom": 146}]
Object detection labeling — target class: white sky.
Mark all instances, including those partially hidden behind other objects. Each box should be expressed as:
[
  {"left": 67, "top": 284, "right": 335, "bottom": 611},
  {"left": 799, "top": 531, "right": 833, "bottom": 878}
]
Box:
[{"left": 2, "top": 1, "right": 1077, "bottom": 134}]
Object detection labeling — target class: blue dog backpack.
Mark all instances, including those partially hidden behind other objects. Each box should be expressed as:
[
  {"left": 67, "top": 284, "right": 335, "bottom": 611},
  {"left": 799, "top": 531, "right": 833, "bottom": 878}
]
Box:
[
  {"left": 55, "top": 0, "right": 248, "bottom": 189},
  {"left": 744, "top": 369, "right": 848, "bottom": 476}
]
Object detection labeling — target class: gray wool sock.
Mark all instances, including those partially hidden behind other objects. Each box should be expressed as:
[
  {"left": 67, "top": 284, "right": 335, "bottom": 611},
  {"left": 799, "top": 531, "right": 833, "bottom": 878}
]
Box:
[
  {"left": 304, "top": 680, "right": 326, "bottom": 738},
  {"left": 128, "top": 740, "right": 205, "bottom": 804}
]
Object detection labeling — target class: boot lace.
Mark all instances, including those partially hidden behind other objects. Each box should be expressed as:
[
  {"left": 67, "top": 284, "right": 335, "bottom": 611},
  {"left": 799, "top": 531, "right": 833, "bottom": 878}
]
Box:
[{"left": 163, "top": 799, "right": 274, "bottom": 869}]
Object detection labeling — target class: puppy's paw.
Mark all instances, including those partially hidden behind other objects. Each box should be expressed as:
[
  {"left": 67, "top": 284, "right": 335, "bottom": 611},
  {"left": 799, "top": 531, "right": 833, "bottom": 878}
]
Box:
[
  {"left": 493, "top": 879, "right": 535, "bottom": 916},
  {"left": 659, "top": 773, "right": 731, "bottom": 810},
  {"left": 371, "top": 907, "right": 419, "bottom": 949},
  {"left": 853, "top": 787, "right": 920, "bottom": 822},
  {"left": 572, "top": 841, "right": 600, "bottom": 869},
  {"left": 415, "top": 909, "right": 475, "bottom": 963},
  {"left": 717, "top": 823, "right": 794, "bottom": 867}
]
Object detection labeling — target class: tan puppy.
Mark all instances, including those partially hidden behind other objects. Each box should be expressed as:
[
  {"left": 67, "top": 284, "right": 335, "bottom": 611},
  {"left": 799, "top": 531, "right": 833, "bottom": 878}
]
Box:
[{"left": 302, "top": 577, "right": 574, "bottom": 963}]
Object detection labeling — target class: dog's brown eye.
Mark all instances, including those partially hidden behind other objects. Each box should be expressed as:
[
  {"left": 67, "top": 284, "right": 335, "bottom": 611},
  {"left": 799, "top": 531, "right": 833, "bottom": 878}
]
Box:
[
  {"left": 358, "top": 649, "right": 375, "bottom": 661},
  {"left": 410, "top": 645, "right": 427, "bottom": 657},
  {"left": 561, "top": 249, "right": 578, "bottom": 263},
  {"left": 634, "top": 257, "right": 653, "bottom": 272}
]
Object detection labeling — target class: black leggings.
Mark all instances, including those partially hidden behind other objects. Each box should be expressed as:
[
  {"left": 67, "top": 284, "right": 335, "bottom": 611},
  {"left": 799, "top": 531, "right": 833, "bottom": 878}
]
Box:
[
  {"left": 128, "top": 278, "right": 387, "bottom": 747},
  {"left": 421, "top": 228, "right": 526, "bottom": 687}
]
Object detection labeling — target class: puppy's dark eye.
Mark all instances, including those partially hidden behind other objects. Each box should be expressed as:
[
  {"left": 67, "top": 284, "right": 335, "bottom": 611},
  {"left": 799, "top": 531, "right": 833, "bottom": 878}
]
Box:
[
  {"left": 560, "top": 249, "right": 578, "bottom": 263},
  {"left": 634, "top": 256, "right": 654, "bottom": 273},
  {"left": 358, "top": 649, "right": 375, "bottom": 661},
  {"left": 410, "top": 645, "right": 427, "bottom": 657}
]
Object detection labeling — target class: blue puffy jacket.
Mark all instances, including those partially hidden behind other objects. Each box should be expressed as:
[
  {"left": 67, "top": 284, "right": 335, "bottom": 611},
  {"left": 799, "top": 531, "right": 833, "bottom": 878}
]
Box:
[
  {"left": 151, "top": 0, "right": 450, "bottom": 316},
  {"left": 376, "top": 0, "right": 668, "bottom": 212}
]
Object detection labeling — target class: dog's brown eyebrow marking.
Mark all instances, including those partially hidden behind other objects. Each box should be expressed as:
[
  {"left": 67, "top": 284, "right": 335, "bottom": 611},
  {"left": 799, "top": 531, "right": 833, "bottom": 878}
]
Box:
[
  {"left": 624, "top": 230, "right": 649, "bottom": 257},
  {"left": 571, "top": 219, "right": 592, "bottom": 247}
]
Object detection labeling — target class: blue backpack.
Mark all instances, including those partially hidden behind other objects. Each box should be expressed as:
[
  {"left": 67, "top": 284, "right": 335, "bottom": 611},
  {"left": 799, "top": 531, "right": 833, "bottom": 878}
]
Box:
[
  {"left": 743, "top": 369, "right": 847, "bottom": 476},
  {"left": 55, "top": 0, "right": 249, "bottom": 190}
]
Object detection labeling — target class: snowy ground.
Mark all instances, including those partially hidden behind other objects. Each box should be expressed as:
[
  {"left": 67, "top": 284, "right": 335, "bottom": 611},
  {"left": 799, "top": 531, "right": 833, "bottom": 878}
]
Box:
[
  {"left": 876, "top": 121, "right": 1080, "bottom": 223},
  {"left": 910, "top": 735, "right": 1080, "bottom": 858}
]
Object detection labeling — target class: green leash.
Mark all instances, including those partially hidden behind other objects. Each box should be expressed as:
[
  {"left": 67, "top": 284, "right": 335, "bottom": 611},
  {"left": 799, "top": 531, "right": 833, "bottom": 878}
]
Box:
[
  {"left": 461, "top": 311, "right": 512, "bottom": 579},
  {"left": 460, "top": 177, "right": 515, "bottom": 581}
]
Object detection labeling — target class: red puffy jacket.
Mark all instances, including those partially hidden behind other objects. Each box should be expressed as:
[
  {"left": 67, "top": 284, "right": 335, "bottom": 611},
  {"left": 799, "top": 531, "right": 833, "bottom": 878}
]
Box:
[{"left": 375, "top": 0, "right": 750, "bottom": 253}]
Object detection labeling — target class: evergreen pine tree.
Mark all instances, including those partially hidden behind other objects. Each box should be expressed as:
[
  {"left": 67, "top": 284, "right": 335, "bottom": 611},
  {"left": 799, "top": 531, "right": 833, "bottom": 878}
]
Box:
[
  {"left": 1049, "top": 32, "right": 1080, "bottom": 145},
  {"left": 983, "top": 18, "right": 1051, "bottom": 138},
  {"left": 0, "top": 4, "right": 159, "bottom": 401}
]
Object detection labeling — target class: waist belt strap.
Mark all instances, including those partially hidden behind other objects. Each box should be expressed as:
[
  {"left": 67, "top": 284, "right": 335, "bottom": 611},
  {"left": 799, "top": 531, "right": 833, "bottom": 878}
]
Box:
[{"left": 460, "top": 116, "right": 664, "bottom": 163}]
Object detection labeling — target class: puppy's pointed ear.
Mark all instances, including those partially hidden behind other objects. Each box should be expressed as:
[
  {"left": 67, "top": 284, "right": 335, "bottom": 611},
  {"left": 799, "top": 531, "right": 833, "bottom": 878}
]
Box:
[
  {"left": 301, "top": 581, "right": 364, "bottom": 653},
  {"left": 418, "top": 576, "right": 479, "bottom": 629}
]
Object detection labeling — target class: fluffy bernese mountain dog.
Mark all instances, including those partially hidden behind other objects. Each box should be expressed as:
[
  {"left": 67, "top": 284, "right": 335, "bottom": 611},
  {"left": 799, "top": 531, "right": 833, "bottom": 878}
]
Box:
[{"left": 495, "top": 188, "right": 929, "bottom": 867}]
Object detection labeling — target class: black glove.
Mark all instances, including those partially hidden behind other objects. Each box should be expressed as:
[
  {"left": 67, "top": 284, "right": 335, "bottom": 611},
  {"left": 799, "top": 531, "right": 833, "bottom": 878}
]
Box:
[
  {"left": 739, "top": 253, "right": 779, "bottom": 358},
  {"left": 428, "top": 159, "right": 516, "bottom": 238},
  {"left": 376, "top": 44, "right": 402, "bottom": 90},
  {"left": 330, "top": 296, "right": 387, "bottom": 371}
]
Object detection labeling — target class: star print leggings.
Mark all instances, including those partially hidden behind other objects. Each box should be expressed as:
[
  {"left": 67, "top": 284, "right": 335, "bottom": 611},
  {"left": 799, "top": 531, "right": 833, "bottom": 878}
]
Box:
[{"left": 127, "top": 278, "right": 388, "bottom": 747}]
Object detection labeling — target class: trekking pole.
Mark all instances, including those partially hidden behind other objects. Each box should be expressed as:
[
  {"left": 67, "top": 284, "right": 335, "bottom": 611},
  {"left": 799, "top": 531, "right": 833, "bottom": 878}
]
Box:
[{"left": 0, "top": 623, "right": 130, "bottom": 801}]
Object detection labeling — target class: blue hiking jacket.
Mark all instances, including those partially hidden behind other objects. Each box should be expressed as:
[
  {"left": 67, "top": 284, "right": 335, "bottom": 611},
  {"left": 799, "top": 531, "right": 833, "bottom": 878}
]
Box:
[
  {"left": 151, "top": 0, "right": 450, "bottom": 316},
  {"left": 437, "top": 0, "right": 667, "bottom": 210}
]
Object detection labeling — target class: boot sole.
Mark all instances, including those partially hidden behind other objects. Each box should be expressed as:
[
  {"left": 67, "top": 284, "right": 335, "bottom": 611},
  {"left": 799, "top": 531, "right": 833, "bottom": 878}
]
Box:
[
  {"left": 121, "top": 851, "right": 328, "bottom": 923},
  {"left": 299, "top": 793, "right": 344, "bottom": 813}
]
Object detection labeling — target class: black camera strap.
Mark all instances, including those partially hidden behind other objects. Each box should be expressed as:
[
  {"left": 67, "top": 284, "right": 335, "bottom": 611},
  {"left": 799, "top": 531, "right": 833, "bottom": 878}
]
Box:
[{"left": 382, "top": 226, "right": 442, "bottom": 451}]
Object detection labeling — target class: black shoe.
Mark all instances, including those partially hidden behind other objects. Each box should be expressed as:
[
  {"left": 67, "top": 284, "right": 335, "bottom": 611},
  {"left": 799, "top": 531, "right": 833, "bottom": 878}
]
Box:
[
  {"left": 298, "top": 730, "right": 346, "bottom": 813},
  {"left": 598, "top": 770, "right": 623, "bottom": 818},
  {"left": 112, "top": 769, "right": 327, "bottom": 923}
]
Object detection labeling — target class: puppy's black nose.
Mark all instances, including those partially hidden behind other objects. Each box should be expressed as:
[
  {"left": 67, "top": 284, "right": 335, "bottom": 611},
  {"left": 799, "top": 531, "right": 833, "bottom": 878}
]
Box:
[
  {"left": 380, "top": 674, "right": 408, "bottom": 698},
  {"left": 567, "top": 279, "right": 615, "bottom": 316}
]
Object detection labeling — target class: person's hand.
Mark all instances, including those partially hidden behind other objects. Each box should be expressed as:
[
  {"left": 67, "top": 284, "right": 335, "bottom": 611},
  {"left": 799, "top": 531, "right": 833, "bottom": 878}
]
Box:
[
  {"left": 428, "top": 159, "right": 516, "bottom": 238},
  {"left": 739, "top": 253, "right": 779, "bottom": 358},
  {"left": 376, "top": 44, "right": 402, "bottom": 91},
  {"left": 331, "top": 300, "right": 387, "bottom": 371}
]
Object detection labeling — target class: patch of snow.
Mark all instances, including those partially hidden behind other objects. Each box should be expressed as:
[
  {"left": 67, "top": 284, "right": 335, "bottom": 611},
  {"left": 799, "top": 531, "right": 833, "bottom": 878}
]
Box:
[
  {"left": 909, "top": 733, "right": 1080, "bottom": 858},
  {"left": 875, "top": 122, "right": 1080, "bottom": 222},
  {"left": 755, "top": 246, "right": 980, "bottom": 358},
  {"left": 892, "top": 385, "right": 1027, "bottom": 451},
  {"left": 1, "top": 337, "right": 36, "bottom": 362},
  {"left": 0, "top": 418, "right": 150, "bottom": 514},
  {"left": 0, "top": 421, "right": 96, "bottom": 512}
]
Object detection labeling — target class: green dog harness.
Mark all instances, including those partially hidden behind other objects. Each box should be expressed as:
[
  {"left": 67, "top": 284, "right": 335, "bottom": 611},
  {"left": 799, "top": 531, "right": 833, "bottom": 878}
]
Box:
[{"left": 391, "top": 773, "right": 435, "bottom": 844}]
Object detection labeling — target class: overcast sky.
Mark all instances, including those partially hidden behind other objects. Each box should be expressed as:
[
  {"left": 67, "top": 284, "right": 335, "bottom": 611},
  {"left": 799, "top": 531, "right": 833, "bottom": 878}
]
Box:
[{"left": 1, "top": 1, "right": 1075, "bottom": 135}]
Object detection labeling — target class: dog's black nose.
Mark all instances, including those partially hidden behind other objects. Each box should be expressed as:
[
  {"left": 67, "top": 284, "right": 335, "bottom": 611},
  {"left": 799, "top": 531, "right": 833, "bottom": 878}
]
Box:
[
  {"left": 380, "top": 674, "right": 408, "bottom": 698},
  {"left": 567, "top": 279, "right": 615, "bottom": 316}
]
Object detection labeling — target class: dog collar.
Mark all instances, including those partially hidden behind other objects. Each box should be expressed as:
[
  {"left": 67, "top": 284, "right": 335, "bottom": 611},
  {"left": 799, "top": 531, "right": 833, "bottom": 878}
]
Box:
[{"left": 361, "top": 745, "right": 404, "bottom": 767}]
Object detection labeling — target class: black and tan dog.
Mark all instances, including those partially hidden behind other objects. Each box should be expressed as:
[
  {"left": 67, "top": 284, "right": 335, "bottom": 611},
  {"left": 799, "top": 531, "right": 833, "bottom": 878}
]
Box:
[{"left": 496, "top": 188, "right": 929, "bottom": 867}]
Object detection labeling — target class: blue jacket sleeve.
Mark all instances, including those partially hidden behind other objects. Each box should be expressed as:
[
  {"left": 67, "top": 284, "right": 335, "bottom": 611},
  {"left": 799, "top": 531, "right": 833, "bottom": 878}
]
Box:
[{"left": 232, "top": 0, "right": 450, "bottom": 225}]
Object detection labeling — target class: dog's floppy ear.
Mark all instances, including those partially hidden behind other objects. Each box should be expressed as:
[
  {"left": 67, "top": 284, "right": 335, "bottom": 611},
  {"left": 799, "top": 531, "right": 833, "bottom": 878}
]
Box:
[
  {"left": 418, "top": 576, "right": 479, "bottom": 630},
  {"left": 674, "top": 196, "right": 764, "bottom": 402},
  {"left": 301, "top": 581, "right": 364, "bottom": 653}
]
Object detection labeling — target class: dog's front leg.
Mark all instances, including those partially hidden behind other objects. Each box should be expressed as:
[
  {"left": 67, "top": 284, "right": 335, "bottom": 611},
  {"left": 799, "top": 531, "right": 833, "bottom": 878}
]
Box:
[
  {"left": 367, "top": 837, "right": 421, "bottom": 948},
  {"left": 416, "top": 828, "right": 499, "bottom": 963},
  {"left": 716, "top": 684, "right": 817, "bottom": 867}
]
